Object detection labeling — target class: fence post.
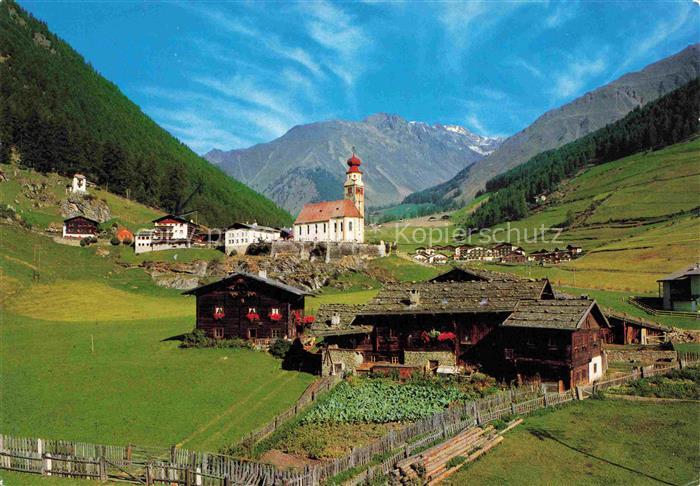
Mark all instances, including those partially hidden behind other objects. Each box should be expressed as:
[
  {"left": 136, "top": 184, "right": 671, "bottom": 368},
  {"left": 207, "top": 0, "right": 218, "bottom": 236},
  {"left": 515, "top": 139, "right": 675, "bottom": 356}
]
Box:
[
  {"left": 99, "top": 455, "right": 107, "bottom": 481},
  {"left": 43, "top": 452, "right": 52, "bottom": 476},
  {"left": 170, "top": 445, "right": 177, "bottom": 463},
  {"left": 145, "top": 464, "right": 152, "bottom": 486},
  {"left": 543, "top": 391, "right": 549, "bottom": 407}
]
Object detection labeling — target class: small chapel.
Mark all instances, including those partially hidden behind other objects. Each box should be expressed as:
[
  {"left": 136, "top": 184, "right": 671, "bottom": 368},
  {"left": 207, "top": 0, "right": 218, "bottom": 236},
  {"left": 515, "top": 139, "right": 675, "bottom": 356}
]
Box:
[{"left": 293, "top": 151, "right": 365, "bottom": 243}]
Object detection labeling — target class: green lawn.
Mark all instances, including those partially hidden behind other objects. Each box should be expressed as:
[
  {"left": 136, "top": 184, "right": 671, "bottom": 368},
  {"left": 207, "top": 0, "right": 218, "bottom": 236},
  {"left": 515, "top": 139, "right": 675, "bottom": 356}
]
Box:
[
  {"left": 446, "top": 400, "right": 699, "bottom": 486},
  {"left": 1, "top": 224, "right": 315, "bottom": 453},
  {"left": 368, "top": 255, "right": 443, "bottom": 282},
  {"left": 1, "top": 312, "right": 314, "bottom": 451}
]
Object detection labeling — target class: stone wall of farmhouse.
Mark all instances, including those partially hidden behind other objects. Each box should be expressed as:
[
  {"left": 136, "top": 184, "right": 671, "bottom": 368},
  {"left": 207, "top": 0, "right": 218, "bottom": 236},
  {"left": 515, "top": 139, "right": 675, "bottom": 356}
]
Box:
[
  {"left": 271, "top": 241, "right": 385, "bottom": 261},
  {"left": 605, "top": 347, "right": 677, "bottom": 366},
  {"left": 403, "top": 351, "right": 456, "bottom": 369},
  {"left": 322, "top": 348, "right": 365, "bottom": 376}
]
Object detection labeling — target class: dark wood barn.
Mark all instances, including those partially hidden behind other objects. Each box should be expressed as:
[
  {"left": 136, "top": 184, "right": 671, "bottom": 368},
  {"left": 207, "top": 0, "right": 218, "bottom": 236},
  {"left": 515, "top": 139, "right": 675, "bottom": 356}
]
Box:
[
  {"left": 183, "top": 272, "right": 308, "bottom": 343},
  {"left": 62, "top": 216, "right": 99, "bottom": 239},
  {"left": 500, "top": 299, "right": 611, "bottom": 389}
]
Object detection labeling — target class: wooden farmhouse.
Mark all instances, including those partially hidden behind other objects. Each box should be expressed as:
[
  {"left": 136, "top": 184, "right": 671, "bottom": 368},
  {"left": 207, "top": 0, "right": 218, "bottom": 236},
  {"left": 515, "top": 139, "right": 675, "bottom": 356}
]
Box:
[
  {"left": 62, "top": 215, "right": 99, "bottom": 239},
  {"left": 183, "top": 272, "right": 309, "bottom": 343},
  {"left": 318, "top": 275, "right": 616, "bottom": 389},
  {"left": 500, "top": 299, "right": 608, "bottom": 387}
]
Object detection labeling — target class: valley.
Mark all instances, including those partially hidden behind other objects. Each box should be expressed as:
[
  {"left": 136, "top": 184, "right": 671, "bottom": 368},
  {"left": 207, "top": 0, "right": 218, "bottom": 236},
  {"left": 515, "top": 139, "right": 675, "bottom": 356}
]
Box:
[{"left": 1, "top": 1, "right": 699, "bottom": 485}]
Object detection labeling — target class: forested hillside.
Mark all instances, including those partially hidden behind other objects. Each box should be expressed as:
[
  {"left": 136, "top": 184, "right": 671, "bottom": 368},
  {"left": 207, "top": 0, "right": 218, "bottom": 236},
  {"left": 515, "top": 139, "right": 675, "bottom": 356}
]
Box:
[
  {"left": 462, "top": 79, "right": 700, "bottom": 229},
  {"left": 0, "top": 0, "right": 291, "bottom": 227},
  {"left": 402, "top": 44, "right": 700, "bottom": 214}
]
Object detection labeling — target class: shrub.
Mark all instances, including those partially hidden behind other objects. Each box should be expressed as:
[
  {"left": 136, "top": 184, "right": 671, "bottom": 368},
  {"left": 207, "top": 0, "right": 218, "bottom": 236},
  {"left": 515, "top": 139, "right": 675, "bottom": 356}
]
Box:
[
  {"left": 269, "top": 338, "right": 291, "bottom": 359},
  {"left": 179, "top": 329, "right": 254, "bottom": 350},
  {"left": 122, "top": 237, "right": 132, "bottom": 246},
  {"left": 446, "top": 456, "right": 467, "bottom": 469},
  {"left": 80, "top": 238, "right": 88, "bottom": 247},
  {"left": 110, "top": 236, "right": 120, "bottom": 246}
]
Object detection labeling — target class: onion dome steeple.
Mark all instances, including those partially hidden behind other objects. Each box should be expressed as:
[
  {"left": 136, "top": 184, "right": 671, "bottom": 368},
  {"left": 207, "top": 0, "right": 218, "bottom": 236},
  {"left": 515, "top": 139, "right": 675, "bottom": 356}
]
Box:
[{"left": 346, "top": 147, "right": 362, "bottom": 174}]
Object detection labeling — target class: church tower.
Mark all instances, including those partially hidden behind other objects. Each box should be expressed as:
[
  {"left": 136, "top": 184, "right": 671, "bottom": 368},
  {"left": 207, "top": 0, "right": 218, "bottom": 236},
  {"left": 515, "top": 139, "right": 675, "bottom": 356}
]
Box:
[{"left": 344, "top": 149, "right": 364, "bottom": 217}]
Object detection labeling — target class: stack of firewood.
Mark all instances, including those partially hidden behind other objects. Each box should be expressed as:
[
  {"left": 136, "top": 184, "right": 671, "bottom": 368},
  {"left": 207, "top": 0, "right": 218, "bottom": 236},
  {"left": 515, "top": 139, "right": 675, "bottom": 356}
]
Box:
[{"left": 391, "top": 420, "right": 521, "bottom": 485}]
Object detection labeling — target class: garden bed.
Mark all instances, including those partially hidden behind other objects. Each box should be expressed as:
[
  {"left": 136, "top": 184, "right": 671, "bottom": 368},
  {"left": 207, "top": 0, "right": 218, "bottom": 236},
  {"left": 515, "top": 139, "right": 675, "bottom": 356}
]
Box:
[{"left": 245, "top": 373, "right": 504, "bottom": 464}]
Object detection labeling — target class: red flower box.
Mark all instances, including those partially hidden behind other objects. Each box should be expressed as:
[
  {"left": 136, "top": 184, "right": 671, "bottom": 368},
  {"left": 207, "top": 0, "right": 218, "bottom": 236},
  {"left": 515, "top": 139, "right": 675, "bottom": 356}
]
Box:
[
  {"left": 246, "top": 312, "right": 260, "bottom": 322},
  {"left": 269, "top": 312, "right": 282, "bottom": 321},
  {"left": 213, "top": 307, "right": 225, "bottom": 320},
  {"left": 437, "top": 331, "right": 457, "bottom": 342},
  {"left": 302, "top": 315, "right": 315, "bottom": 324}
]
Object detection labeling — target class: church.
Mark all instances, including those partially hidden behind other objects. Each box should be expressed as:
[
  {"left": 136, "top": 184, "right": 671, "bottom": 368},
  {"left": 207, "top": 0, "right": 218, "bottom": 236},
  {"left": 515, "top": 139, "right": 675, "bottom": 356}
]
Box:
[{"left": 293, "top": 151, "right": 365, "bottom": 243}]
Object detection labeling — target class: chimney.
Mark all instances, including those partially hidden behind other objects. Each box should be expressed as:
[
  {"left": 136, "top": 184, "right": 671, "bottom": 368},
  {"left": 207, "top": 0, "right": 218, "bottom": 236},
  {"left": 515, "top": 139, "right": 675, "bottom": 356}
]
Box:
[
  {"left": 258, "top": 269, "right": 267, "bottom": 279},
  {"left": 409, "top": 289, "right": 420, "bottom": 306},
  {"left": 331, "top": 312, "right": 341, "bottom": 326}
]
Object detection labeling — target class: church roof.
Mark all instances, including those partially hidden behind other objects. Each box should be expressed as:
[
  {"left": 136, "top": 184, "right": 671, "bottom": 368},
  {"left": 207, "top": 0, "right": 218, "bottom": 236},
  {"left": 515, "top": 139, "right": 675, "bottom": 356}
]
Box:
[{"left": 295, "top": 199, "right": 362, "bottom": 224}]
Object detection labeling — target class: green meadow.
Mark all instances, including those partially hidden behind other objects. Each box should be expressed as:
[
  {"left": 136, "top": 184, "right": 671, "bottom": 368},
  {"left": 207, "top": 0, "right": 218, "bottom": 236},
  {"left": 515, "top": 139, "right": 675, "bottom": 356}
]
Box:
[
  {"left": 446, "top": 400, "right": 699, "bottom": 486},
  {"left": 1, "top": 222, "right": 313, "bottom": 453}
]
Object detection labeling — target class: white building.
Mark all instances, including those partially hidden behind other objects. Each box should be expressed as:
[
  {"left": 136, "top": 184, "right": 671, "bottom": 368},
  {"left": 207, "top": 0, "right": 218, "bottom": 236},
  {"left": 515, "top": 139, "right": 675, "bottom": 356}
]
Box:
[
  {"left": 71, "top": 173, "right": 87, "bottom": 194},
  {"left": 293, "top": 152, "right": 365, "bottom": 243},
  {"left": 134, "top": 215, "right": 195, "bottom": 254},
  {"left": 225, "top": 222, "right": 282, "bottom": 255}
]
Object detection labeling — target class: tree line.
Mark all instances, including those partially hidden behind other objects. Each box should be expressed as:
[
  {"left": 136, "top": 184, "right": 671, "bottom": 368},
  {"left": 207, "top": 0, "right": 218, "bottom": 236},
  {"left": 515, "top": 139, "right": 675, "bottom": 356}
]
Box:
[{"left": 461, "top": 78, "right": 700, "bottom": 230}]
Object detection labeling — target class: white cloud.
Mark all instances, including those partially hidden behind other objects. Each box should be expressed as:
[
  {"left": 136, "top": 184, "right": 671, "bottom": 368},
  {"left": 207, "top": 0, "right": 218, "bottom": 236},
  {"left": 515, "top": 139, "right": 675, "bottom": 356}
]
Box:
[
  {"left": 615, "top": 5, "right": 695, "bottom": 75},
  {"left": 302, "top": 0, "right": 369, "bottom": 86},
  {"left": 152, "top": 109, "right": 253, "bottom": 153},
  {"left": 465, "top": 114, "right": 489, "bottom": 136},
  {"left": 510, "top": 58, "right": 544, "bottom": 79},
  {"left": 544, "top": 3, "right": 577, "bottom": 28},
  {"left": 552, "top": 57, "right": 607, "bottom": 99}
]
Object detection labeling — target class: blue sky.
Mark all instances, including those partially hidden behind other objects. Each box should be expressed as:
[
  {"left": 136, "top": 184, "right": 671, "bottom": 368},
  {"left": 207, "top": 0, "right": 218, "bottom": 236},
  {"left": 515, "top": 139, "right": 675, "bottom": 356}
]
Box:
[{"left": 22, "top": 1, "right": 700, "bottom": 153}]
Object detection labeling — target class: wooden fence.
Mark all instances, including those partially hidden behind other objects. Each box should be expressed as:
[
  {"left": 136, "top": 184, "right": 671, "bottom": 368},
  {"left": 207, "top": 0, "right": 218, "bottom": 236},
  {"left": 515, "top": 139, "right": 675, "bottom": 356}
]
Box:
[
  {"left": 627, "top": 297, "right": 699, "bottom": 319},
  {"left": 2, "top": 359, "right": 697, "bottom": 486}
]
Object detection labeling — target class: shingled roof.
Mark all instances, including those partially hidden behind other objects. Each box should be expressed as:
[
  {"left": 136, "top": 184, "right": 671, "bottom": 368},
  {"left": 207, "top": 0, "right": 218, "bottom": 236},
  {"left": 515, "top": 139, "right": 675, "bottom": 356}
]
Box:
[
  {"left": 358, "top": 280, "right": 552, "bottom": 315},
  {"left": 182, "top": 272, "right": 307, "bottom": 296},
  {"left": 501, "top": 299, "right": 610, "bottom": 330},
  {"left": 311, "top": 304, "right": 372, "bottom": 336}
]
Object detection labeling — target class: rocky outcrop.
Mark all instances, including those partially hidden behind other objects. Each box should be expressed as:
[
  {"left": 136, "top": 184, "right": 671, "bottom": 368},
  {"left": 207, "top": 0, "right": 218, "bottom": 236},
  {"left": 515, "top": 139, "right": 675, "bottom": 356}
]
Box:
[
  {"left": 60, "top": 194, "right": 111, "bottom": 222},
  {"left": 135, "top": 254, "right": 374, "bottom": 292}
]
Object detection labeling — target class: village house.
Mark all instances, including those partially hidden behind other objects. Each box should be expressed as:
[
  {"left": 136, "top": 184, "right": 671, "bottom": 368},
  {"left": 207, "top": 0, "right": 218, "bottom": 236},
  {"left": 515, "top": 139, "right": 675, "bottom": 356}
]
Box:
[
  {"left": 62, "top": 215, "right": 99, "bottom": 239},
  {"left": 183, "top": 271, "right": 309, "bottom": 344},
  {"left": 134, "top": 214, "right": 197, "bottom": 254},
  {"left": 70, "top": 173, "right": 87, "bottom": 194},
  {"left": 657, "top": 264, "right": 700, "bottom": 312},
  {"left": 500, "top": 299, "right": 609, "bottom": 387},
  {"left": 293, "top": 152, "right": 365, "bottom": 243},
  {"left": 318, "top": 273, "right": 614, "bottom": 389},
  {"left": 225, "top": 222, "right": 282, "bottom": 255}
]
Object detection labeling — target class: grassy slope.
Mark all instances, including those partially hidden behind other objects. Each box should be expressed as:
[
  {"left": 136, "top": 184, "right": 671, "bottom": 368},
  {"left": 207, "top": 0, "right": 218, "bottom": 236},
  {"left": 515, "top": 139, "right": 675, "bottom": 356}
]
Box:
[
  {"left": 1, "top": 222, "right": 313, "bottom": 450},
  {"left": 476, "top": 140, "right": 700, "bottom": 293},
  {"left": 375, "top": 141, "right": 698, "bottom": 295},
  {"left": 0, "top": 164, "right": 163, "bottom": 230},
  {"left": 1, "top": 312, "right": 313, "bottom": 451},
  {"left": 446, "top": 400, "right": 699, "bottom": 486}
]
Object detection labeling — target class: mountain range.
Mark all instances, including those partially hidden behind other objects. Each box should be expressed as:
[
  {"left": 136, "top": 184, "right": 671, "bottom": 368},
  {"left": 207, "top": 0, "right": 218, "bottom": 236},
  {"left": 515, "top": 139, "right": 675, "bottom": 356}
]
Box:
[
  {"left": 205, "top": 114, "right": 502, "bottom": 214},
  {"left": 404, "top": 43, "right": 700, "bottom": 210}
]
